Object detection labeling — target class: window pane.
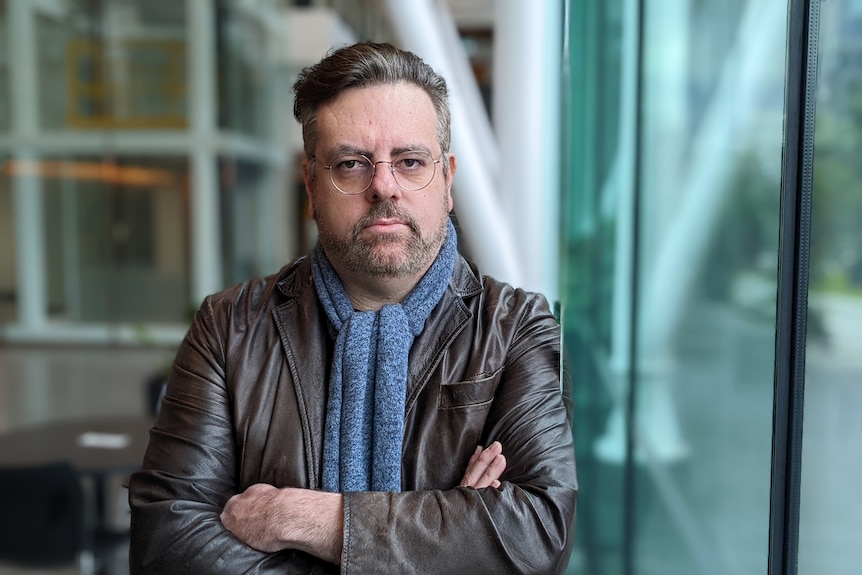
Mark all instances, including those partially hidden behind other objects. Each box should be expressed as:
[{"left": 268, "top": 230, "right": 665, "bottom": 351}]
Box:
[
  {"left": 560, "top": 2, "right": 625, "bottom": 569},
  {"left": 0, "top": 161, "right": 14, "bottom": 323},
  {"left": 798, "top": 1, "right": 862, "bottom": 573},
  {"left": 40, "top": 157, "right": 191, "bottom": 324},
  {"left": 219, "top": 156, "right": 295, "bottom": 287},
  {"left": 632, "top": 1, "right": 789, "bottom": 572},
  {"left": 217, "top": 1, "right": 276, "bottom": 139},
  {"left": 37, "top": 0, "right": 187, "bottom": 131},
  {"left": 0, "top": 0, "right": 8, "bottom": 132},
  {"left": 562, "top": 0, "right": 790, "bottom": 572}
]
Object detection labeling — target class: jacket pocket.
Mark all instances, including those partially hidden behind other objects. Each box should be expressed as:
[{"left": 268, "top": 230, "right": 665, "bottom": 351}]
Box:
[{"left": 438, "top": 369, "right": 501, "bottom": 410}]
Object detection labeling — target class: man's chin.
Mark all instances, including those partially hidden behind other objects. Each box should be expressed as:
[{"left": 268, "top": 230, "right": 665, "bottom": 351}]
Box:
[{"left": 361, "top": 249, "right": 414, "bottom": 277}]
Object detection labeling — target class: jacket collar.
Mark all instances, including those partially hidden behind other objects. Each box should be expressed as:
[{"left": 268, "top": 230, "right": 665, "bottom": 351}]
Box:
[
  {"left": 271, "top": 254, "right": 482, "bottom": 485},
  {"left": 274, "top": 253, "right": 483, "bottom": 301}
]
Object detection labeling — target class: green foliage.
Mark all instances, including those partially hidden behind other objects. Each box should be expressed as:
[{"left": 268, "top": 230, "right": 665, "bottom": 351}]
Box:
[{"left": 810, "top": 80, "right": 862, "bottom": 292}]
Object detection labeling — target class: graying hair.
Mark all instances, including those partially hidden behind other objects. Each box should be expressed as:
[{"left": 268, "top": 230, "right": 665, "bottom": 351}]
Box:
[{"left": 293, "top": 42, "right": 451, "bottom": 173}]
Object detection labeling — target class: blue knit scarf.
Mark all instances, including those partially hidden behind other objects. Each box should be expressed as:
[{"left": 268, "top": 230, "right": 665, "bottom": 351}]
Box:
[{"left": 312, "top": 219, "right": 456, "bottom": 493}]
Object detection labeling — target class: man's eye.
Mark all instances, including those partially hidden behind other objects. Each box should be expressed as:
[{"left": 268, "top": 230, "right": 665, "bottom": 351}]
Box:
[
  {"left": 397, "top": 156, "right": 427, "bottom": 170},
  {"left": 335, "top": 158, "right": 368, "bottom": 171}
]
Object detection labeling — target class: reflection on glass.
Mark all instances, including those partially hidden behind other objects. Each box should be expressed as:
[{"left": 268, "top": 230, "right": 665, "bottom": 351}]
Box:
[
  {"left": 562, "top": 0, "right": 789, "bottom": 573},
  {"left": 798, "top": 1, "right": 862, "bottom": 573},
  {"left": 26, "top": 157, "right": 191, "bottom": 324}
]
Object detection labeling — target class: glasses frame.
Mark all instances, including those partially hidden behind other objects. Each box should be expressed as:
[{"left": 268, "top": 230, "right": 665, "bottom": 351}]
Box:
[{"left": 312, "top": 151, "right": 443, "bottom": 195}]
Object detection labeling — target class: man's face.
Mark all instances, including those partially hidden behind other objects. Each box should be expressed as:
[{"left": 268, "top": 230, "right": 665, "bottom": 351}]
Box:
[{"left": 305, "top": 83, "right": 456, "bottom": 279}]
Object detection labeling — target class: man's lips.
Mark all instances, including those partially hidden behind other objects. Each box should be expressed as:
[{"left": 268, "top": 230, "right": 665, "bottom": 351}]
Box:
[{"left": 364, "top": 218, "right": 408, "bottom": 232}]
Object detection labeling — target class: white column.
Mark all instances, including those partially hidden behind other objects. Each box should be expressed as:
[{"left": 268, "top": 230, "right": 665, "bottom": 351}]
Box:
[
  {"left": 493, "top": 0, "right": 563, "bottom": 301},
  {"left": 380, "top": 0, "right": 524, "bottom": 288},
  {"left": 9, "top": 0, "right": 46, "bottom": 330},
  {"left": 188, "top": 0, "right": 223, "bottom": 303}
]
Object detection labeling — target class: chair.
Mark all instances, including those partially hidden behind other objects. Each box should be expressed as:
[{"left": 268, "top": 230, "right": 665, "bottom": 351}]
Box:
[
  {"left": 0, "top": 462, "right": 127, "bottom": 573},
  {"left": 0, "top": 462, "right": 85, "bottom": 566}
]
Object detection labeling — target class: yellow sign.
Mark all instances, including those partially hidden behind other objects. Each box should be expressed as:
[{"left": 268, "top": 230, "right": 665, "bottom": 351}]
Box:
[{"left": 66, "top": 39, "right": 188, "bottom": 129}]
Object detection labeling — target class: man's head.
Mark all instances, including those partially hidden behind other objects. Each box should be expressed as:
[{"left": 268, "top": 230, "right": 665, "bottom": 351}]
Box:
[
  {"left": 294, "top": 43, "right": 457, "bottom": 282},
  {"left": 293, "top": 42, "right": 451, "bottom": 170}
]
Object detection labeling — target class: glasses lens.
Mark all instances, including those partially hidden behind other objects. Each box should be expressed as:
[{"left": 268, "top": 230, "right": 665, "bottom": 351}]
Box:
[
  {"left": 392, "top": 151, "right": 436, "bottom": 191},
  {"left": 327, "top": 152, "right": 438, "bottom": 194},
  {"left": 329, "top": 155, "right": 373, "bottom": 195}
]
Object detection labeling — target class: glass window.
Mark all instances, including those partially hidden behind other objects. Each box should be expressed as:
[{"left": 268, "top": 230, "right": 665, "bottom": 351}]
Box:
[
  {"left": 562, "top": 0, "right": 790, "bottom": 572},
  {"left": 0, "top": 0, "right": 8, "bottom": 132},
  {"left": 0, "top": 158, "right": 14, "bottom": 323},
  {"left": 219, "top": 156, "right": 295, "bottom": 287},
  {"left": 39, "top": 156, "right": 191, "bottom": 324},
  {"left": 560, "top": 2, "right": 625, "bottom": 568},
  {"left": 798, "top": 1, "right": 862, "bottom": 572},
  {"left": 37, "top": 0, "right": 187, "bottom": 131},
  {"left": 216, "top": 2, "right": 278, "bottom": 139}
]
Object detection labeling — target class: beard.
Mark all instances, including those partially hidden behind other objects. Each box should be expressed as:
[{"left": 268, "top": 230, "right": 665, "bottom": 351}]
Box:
[{"left": 314, "top": 198, "right": 451, "bottom": 278}]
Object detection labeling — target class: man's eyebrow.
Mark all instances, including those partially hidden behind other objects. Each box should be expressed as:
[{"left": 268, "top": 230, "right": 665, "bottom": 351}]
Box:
[
  {"left": 324, "top": 144, "right": 436, "bottom": 159},
  {"left": 391, "top": 144, "right": 434, "bottom": 156},
  {"left": 326, "top": 144, "right": 369, "bottom": 158}
]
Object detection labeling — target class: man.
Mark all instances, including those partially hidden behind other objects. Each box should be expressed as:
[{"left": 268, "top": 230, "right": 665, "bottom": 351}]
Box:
[{"left": 129, "top": 42, "right": 577, "bottom": 574}]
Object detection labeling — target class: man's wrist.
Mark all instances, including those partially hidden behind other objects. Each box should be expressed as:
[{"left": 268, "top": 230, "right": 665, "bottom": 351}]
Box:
[{"left": 277, "top": 488, "right": 344, "bottom": 564}]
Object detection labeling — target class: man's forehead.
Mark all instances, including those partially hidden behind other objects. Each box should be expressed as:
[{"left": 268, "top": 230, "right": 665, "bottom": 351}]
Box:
[
  {"left": 314, "top": 85, "right": 439, "bottom": 158},
  {"left": 317, "top": 84, "right": 436, "bottom": 123}
]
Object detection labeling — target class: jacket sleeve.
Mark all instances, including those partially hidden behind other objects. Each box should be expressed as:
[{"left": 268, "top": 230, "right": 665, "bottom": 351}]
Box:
[
  {"left": 127, "top": 296, "right": 337, "bottom": 575},
  {"left": 340, "top": 293, "right": 578, "bottom": 575}
]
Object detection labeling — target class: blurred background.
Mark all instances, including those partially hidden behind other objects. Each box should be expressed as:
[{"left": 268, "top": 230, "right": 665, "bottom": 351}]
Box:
[{"left": 0, "top": 0, "right": 860, "bottom": 574}]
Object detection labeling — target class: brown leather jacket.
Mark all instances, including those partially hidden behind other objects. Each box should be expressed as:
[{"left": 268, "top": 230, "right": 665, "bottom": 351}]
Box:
[{"left": 129, "top": 255, "right": 577, "bottom": 574}]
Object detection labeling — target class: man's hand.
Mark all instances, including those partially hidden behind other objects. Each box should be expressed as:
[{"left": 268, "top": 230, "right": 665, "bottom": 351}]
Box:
[
  {"left": 461, "top": 441, "right": 506, "bottom": 489},
  {"left": 220, "top": 484, "right": 343, "bottom": 564}
]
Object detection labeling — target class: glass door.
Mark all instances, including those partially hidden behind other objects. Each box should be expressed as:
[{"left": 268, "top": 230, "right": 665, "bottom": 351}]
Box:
[{"left": 560, "top": 0, "right": 809, "bottom": 573}]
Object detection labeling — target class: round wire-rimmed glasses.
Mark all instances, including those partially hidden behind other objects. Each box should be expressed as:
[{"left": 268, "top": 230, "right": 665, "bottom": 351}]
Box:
[{"left": 312, "top": 150, "right": 442, "bottom": 195}]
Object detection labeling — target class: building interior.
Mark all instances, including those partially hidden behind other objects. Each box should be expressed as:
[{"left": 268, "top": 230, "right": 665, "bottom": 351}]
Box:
[{"left": 1, "top": 0, "right": 861, "bottom": 574}]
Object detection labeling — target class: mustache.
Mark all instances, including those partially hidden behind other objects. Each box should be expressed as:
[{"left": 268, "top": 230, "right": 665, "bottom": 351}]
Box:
[{"left": 355, "top": 202, "right": 420, "bottom": 235}]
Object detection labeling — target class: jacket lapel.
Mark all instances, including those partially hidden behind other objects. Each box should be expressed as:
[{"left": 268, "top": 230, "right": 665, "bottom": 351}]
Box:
[
  {"left": 404, "top": 257, "right": 480, "bottom": 414},
  {"left": 272, "top": 260, "right": 329, "bottom": 488}
]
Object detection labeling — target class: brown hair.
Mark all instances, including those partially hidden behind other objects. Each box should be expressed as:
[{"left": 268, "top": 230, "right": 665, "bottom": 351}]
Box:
[{"left": 293, "top": 42, "right": 451, "bottom": 166}]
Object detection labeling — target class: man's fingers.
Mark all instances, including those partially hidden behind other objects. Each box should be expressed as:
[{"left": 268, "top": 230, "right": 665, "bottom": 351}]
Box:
[
  {"left": 466, "top": 445, "right": 482, "bottom": 467},
  {"left": 461, "top": 442, "right": 506, "bottom": 489},
  {"left": 485, "top": 453, "right": 506, "bottom": 484},
  {"left": 472, "top": 453, "right": 506, "bottom": 489}
]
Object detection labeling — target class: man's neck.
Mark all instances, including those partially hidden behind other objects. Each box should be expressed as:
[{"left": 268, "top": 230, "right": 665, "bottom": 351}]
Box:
[{"left": 337, "top": 270, "right": 422, "bottom": 312}]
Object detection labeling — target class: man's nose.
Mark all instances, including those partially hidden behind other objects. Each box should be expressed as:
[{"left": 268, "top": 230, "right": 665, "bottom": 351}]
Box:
[{"left": 366, "top": 162, "right": 403, "bottom": 201}]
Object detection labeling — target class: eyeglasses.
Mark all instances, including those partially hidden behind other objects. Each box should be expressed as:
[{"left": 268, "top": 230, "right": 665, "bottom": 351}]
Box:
[{"left": 312, "top": 150, "right": 442, "bottom": 195}]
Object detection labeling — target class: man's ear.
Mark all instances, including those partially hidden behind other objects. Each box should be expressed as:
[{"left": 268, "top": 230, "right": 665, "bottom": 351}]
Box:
[{"left": 446, "top": 153, "right": 457, "bottom": 212}]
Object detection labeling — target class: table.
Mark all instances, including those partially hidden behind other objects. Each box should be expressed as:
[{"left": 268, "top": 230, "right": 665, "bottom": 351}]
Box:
[
  {"left": 0, "top": 416, "right": 154, "bottom": 472},
  {"left": 0, "top": 416, "right": 155, "bottom": 535}
]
